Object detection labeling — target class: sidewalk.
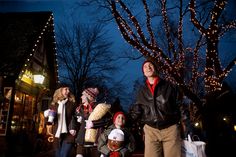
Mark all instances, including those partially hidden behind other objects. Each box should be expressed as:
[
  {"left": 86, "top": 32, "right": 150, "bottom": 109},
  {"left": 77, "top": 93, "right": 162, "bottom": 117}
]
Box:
[
  {"left": 0, "top": 134, "right": 144, "bottom": 157},
  {"left": 32, "top": 146, "right": 144, "bottom": 157},
  {"left": 0, "top": 131, "right": 54, "bottom": 157}
]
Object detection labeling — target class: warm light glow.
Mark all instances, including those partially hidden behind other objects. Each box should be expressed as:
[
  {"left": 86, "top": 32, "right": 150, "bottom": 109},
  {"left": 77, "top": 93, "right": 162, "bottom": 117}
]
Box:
[
  {"left": 33, "top": 74, "right": 45, "bottom": 84},
  {"left": 234, "top": 125, "right": 236, "bottom": 131},
  {"left": 194, "top": 122, "right": 199, "bottom": 127}
]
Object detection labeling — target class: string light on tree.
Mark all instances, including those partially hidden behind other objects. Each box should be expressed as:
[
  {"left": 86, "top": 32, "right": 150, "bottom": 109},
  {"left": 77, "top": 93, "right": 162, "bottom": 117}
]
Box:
[{"left": 110, "top": 0, "right": 236, "bottom": 113}]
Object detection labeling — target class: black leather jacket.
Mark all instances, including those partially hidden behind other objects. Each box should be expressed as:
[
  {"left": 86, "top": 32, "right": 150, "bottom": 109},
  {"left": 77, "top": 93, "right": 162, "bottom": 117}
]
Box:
[{"left": 129, "top": 79, "right": 182, "bottom": 129}]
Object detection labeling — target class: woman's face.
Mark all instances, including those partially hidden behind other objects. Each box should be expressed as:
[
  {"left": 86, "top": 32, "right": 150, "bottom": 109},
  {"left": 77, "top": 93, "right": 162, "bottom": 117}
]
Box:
[{"left": 61, "top": 87, "right": 70, "bottom": 98}]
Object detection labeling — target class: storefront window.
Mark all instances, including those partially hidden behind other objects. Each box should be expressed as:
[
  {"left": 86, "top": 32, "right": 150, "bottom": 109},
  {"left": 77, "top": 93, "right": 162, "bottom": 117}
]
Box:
[
  {"left": 0, "top": 87, "right": 12, "bottom": 135},
  {"left": 11, "top": 91, "right": 36, "bottom": 133}
]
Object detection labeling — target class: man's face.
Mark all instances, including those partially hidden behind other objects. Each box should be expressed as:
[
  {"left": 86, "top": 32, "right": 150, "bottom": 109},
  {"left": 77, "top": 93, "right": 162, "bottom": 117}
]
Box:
[{"left": 143, "top": 62, "right": 156, "bottom": 77}]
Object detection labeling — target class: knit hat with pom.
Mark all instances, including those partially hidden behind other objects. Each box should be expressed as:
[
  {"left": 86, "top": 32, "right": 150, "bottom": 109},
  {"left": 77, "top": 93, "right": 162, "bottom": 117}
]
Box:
[{"left": 82, "top": 87, "right": 99, "bottom": 101}]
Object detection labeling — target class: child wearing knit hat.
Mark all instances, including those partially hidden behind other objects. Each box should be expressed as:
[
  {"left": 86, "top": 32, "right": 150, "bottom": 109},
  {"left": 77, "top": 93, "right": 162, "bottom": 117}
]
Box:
[
  {"left": 74, "top": 87, "right": 112, "bottom": 157},
  {"left": 97, "top": 111, "right": 136, "bottom": 157}
]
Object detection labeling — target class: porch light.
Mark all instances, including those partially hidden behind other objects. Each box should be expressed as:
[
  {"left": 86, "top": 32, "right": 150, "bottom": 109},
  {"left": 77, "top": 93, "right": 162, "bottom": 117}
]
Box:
[{"left": 33, "top": 74, "right": 45, "bottom": 84}]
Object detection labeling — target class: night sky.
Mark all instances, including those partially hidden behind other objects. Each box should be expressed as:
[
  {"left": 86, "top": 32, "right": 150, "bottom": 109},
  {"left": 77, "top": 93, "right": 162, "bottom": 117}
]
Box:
[
  {"left": 1, "top": 0, "right": 236, "bottom": 93},
  {"left": 0, "top": 0, "right": 144, "bottom": 92}
]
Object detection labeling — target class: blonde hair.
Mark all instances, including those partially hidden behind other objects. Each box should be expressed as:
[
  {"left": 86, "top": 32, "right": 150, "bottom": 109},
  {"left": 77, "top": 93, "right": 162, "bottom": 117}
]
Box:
[{"left": 51, "top": 87, "right": 75, "bottom": 106}]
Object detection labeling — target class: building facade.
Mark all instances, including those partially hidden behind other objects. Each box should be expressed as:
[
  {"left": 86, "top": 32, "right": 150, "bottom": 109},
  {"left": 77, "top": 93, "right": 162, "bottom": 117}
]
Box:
[{"left": 0, "top": 12, "right": 59, "bottom": 136}]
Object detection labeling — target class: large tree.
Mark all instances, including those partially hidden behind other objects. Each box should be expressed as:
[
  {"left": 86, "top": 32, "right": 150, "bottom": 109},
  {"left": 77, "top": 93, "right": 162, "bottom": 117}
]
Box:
[
  {"left": 56, "top": 22, "right": 127, "bottom": 104},
  {"left": 77, "top": 0, "right": 236, "bottom": 102},
  {"left": 110, "top": 0, "right": 236, "bottom": 100}
]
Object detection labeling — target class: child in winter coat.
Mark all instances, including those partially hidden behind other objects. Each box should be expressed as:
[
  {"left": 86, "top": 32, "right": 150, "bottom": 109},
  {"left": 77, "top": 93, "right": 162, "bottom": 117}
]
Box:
[
  {"left": 75, "top": 87, "right": 111, "bottom": 157},
  {"left": 97, "top": 111, "right": 136, "bottom": 157}
]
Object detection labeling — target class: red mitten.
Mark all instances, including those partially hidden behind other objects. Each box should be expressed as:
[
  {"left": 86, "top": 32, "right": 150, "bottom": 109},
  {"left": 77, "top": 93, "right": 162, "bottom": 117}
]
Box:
[{"left": 110, "top": 151, "right": 120, "bottom": 157}]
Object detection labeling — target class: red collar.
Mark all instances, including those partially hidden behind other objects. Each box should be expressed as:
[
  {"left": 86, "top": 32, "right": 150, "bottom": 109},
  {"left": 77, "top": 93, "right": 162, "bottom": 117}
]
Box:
[{"left": 146, "top": 77, "right": 160, "bottom": 95}]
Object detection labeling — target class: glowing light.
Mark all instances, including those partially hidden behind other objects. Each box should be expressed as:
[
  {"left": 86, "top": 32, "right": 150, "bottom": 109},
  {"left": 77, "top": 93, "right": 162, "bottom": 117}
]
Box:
[{"left": 33, "top": 74, "right": 45, "bottom": 84}]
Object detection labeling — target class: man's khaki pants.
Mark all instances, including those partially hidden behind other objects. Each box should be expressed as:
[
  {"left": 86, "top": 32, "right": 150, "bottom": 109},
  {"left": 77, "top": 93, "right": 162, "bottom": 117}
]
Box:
[{"left": 143, "top": 124, "right": 181, "bottom": 157}]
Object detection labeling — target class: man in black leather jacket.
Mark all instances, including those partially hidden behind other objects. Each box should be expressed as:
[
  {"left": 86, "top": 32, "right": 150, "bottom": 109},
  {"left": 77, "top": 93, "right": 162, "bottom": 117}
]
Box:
[{"left": 129, "top": 59, "right": 183, "bottom": 157}]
